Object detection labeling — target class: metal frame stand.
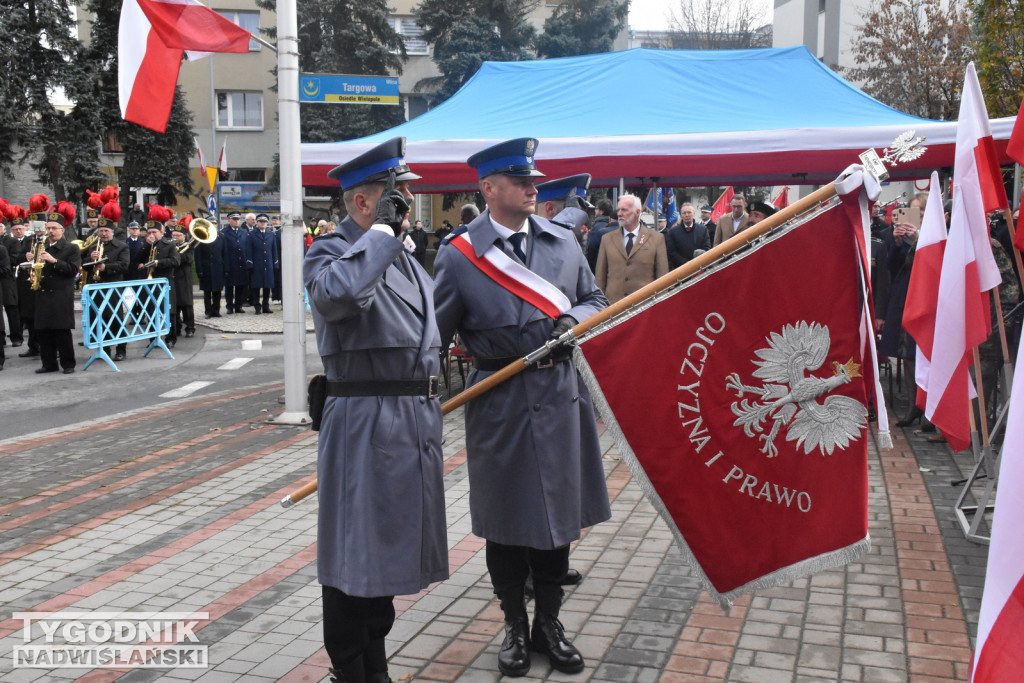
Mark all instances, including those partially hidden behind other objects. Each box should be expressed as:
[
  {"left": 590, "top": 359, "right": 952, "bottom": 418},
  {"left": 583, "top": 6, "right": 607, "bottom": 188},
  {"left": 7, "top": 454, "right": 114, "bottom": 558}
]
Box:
[{"left": 952, "top": 365, "right": 1012, "bottom": 544}]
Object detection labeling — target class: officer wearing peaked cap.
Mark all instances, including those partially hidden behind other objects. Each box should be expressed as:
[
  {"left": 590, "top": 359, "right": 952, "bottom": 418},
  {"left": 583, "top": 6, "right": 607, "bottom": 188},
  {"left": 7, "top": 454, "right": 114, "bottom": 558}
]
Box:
[
  {"left": 304, "top": 136, "right": 447, "bottom": 683},
  {"left": 535, "top": 173, "right": 593, "bottom": 246},
  {"left": 433, "top": 138, "right": 610, "bottom": 677}
]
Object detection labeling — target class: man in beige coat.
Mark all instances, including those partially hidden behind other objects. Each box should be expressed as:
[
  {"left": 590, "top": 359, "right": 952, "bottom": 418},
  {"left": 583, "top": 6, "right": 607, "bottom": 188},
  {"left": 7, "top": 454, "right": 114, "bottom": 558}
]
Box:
[
  {"left": 595, "top": 194, "right": 668, "bottom": 303},
  {"left": 713, "top": 194, "right": 749, "bottom": 246}
]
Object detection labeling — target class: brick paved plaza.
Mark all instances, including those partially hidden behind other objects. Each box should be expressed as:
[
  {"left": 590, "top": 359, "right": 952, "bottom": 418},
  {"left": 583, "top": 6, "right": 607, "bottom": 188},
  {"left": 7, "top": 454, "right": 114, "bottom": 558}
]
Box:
[{"left": 0, "top": 377, "right": 992, "bottom": 682}]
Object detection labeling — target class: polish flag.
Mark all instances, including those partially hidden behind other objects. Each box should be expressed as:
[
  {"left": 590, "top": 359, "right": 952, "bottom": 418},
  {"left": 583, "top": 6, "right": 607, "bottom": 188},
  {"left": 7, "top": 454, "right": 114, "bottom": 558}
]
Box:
[
  {"left": 1009, "top": 97, "right": 1024, "bottom": 252},
  {"left": 971, "top": 351, "right": 1024, "bottom": 682},
  {"left": 923, "top": 66, "right": 1004, "bottom": 451},
  {"left": 710, "top": 186, "right": 734, "bottom": 224},
  {"left": 771, "top": 186, "right": 790, "bottom": 209},
  {"left": 901, "top": 173, "right": 946, "bottom": 410},
  {"left": 119, "top": 0, "right": 251, "bottom": 133}
]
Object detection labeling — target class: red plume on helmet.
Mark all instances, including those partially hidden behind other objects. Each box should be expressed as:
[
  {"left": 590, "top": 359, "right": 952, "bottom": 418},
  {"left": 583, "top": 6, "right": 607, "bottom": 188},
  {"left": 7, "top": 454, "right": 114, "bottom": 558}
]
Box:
[
  {"left": 86, "top": 190, "right": 104, "bottom": 209},
  {"left": 0, "top": 198, "right": 10, "bottom": 219},
  {"left": 28, "top": 194, "right": 50, "bottom": 213},
  {"left": 100, "top": 201, "right": 122, "bottom": 222},
  {"left": 51, "top": 201, "right": 77, "bottom": 225},
  {"left": 5, "top": 204, "right": 26, "bottom": 223},
  {"left": 99, "top": 186, "right": 119, "bottom": 204},
  {"left": 147, "top": 204, "right": 173, "bottom": 223}
]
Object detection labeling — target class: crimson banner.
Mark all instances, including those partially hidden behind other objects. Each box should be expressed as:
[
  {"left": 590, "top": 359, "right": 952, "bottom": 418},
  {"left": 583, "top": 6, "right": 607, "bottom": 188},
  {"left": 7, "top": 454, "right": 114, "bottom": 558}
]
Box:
[{"left": 578, "top": 203, "right": 872, "bottom": 605}]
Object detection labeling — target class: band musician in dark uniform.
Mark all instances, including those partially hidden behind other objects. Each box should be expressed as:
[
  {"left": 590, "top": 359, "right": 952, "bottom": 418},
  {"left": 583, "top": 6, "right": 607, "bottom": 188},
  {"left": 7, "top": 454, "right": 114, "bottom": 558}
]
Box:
[
  {"left": 33, "top": 203, "right": 82, "bottom": 373},
  {"left": 83, "top": 202, "right": 130, "bottom": 360}
]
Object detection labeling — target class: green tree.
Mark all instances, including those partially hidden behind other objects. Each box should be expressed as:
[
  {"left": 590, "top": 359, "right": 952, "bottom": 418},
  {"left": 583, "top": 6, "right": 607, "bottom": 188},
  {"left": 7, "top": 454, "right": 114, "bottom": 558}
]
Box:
[
  {"left": 842, "top": 0, "right": 972, "bottom": 120},
  {"left": 415, "top": 0, "right": 539, "bottom": 106},
  {"left": 535, "top": 0, "right": 628, "bottom": 59},
  {"left": 0, "top": 0, "right": 102, "bottom": 201},
  {"left": 970, "top": 0, "right": 1024, "bottom": 117},
  {"left": 77, "top": 0, "right": 195, "bottom": 213}
]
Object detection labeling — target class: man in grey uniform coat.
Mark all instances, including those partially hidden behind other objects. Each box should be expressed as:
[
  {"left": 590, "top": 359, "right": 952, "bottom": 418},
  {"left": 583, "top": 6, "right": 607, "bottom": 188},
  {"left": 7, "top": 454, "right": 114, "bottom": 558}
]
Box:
[
  {"left": 433, "top": 138, "right": 611, "bottom": 677},
  {"left": 304, "top": 137, "right": 448, "bottom": 683}
]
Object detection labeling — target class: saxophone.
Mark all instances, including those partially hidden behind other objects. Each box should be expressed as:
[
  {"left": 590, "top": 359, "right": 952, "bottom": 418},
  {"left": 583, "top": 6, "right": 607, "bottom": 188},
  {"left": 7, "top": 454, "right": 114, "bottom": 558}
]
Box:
[
  {"left": 28, "top": 234, "right": 46, "bottom": 291},
  {"left": 88, "top": 241, "right": 106, "bottom": 285},
  {"left": 146, "top": 241, "right": 158, "bottom": 279}
]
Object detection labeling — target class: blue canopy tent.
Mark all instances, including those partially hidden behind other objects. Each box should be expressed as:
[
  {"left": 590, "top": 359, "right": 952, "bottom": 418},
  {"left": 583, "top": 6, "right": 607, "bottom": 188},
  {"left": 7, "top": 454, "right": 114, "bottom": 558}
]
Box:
[{"left": 302, "top": 47, "right": 1015, "bottom": 191}]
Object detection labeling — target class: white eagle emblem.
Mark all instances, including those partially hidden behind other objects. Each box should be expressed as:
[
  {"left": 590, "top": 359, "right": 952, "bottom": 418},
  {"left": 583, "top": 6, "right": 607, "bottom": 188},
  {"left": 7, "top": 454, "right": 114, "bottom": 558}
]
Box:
[{"left": 725, "top": 322, "right": 868, "bottom": 458}]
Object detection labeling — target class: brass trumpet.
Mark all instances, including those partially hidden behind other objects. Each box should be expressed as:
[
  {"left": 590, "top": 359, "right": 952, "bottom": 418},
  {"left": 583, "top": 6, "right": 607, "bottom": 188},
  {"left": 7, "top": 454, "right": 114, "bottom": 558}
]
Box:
[{"left": 177, "top": 218, "right": 217, "bottom": 254}]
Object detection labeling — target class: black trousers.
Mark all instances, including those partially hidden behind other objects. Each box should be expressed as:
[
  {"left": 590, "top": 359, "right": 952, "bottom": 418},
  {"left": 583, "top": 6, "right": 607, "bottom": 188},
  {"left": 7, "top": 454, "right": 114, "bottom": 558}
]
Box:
[
  {"left": 486, "top": 541, "right": 569, "bottom": 614},
  {"left": 3, "top": 304, "right": 21, "bottom": 344},
  {"left": 176, "top": 305, "right": 195, "bottom": 333},
  {"left": 253, "top": 288, "right": 271, "bottom": 309},
  {"left": 322, "top": 585, "right": 394, "bottom": 672},
  {"left": 37, "top": 329, "right": 75, "bottom": 370},
  {"left": 203, "top": 290, "right": 222, "bottom": 316},
  {"left": 272, "top": 268, "right": 281, "bottom": 301},
  {"left": 22, "top": 315, "right": 38, "bottom": 353},
  {"left": 225, "top": 285, "right": 247, "bottom": 310}
]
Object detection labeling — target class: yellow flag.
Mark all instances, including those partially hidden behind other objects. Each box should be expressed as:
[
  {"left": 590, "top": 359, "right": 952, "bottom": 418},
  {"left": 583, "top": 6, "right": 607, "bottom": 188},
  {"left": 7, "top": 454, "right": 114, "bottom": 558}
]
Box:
[{"left": 206, "top": 166, "right": 219, "bottom": 193}]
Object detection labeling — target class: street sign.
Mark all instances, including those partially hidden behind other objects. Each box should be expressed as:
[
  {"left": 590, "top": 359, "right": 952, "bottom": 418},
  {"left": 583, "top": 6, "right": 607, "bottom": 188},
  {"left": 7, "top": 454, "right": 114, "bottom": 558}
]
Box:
[
  {"left": 207, "top": 194, "right": 217, "bottom": 218},
  {"left": 299, "top": 74, "right": 400, "bottom": 105}
]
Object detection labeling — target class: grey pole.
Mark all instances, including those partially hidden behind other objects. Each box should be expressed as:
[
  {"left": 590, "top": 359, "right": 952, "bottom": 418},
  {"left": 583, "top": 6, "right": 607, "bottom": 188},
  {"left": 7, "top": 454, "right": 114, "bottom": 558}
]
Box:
[{"left": 269, "top": 0, "right": 310, "bottom": 425}]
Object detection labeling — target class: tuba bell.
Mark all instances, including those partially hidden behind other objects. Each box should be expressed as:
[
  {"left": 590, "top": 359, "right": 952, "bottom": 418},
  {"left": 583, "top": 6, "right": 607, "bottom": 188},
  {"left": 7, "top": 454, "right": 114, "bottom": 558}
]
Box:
[
  {"left": 72, "top": 233, "right": 99, "bottom": 253},
  {"left": 178, "top": 218, "right": 217, "bottom": 253}
]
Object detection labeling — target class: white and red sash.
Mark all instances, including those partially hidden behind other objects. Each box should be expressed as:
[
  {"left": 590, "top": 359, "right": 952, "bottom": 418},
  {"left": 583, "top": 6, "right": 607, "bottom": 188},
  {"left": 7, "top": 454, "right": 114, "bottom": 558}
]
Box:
[{"left": 451, "top": 232, "right": 571, "bottom": 319}]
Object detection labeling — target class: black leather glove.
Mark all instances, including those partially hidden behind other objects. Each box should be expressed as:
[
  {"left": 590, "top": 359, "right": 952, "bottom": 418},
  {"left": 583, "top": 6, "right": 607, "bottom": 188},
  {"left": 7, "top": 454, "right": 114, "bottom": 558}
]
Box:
[
  {"left": 548, "top": 314, "right": 577, "bottom": 361},
  {"left": 374, "top": 173, "right": 410, "bottom": 236}
]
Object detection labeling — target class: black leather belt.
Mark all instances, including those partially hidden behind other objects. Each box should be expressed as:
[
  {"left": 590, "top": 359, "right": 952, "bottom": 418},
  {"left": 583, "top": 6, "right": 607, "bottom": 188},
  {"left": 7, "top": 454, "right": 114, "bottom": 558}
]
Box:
[
  {"left": 474, "top": 356, "right": 568, "bottom": 371},
  {"left": 327, "top": 377, "right": 440, "bottom": 398}
]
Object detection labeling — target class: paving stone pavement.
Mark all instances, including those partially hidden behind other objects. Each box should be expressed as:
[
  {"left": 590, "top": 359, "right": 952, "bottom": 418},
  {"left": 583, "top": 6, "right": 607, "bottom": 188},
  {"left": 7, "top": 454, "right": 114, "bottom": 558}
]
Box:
[{"left": 0, "top": 374, "right": 993, "bottom": 682}]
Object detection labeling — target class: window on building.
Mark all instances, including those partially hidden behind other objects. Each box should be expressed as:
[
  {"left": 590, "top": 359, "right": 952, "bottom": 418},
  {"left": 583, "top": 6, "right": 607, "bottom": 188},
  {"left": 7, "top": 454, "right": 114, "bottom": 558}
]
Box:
[
  {"left": 391, "top": 17, "right": 428, "bottom": 55},
  {"left": 102, "top": 131, "right": 124, "bottom": 154},
  {"left": 217, "top": 10, "right": 261, "bottom": 51},
  {"left": 217, "top": 92, "right": 263, "bottom": 130},
  {"left": 225, "top": 169, "right": 267, "bottom": 182}
]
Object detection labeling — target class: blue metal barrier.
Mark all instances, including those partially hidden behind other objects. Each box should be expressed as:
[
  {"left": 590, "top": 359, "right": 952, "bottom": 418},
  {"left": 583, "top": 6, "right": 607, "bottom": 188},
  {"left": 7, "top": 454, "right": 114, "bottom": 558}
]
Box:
[{"left": 81, "top": 279, "right": 174, "bottom": 371}]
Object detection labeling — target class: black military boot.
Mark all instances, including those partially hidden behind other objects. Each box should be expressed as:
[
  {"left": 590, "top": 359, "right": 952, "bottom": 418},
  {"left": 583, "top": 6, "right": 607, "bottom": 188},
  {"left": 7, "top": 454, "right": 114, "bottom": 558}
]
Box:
[
  {"left": 329, "top": 655, "right": 366, "bottom": 683},
  {"left": 363, "top": 638, "right": 392, "bottom": 683},
  {"left": 532, "top": 584, "right": 583, "bottom": 673},
  {"left": 497, "top": 591, "right": 531, "bottom": 677}
]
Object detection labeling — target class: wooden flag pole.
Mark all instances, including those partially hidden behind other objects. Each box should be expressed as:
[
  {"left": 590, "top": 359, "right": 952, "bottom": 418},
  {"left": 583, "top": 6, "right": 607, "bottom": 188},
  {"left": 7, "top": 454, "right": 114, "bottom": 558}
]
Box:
[
  {"left": 972, "top": 347, "right": 992, "bottom": 447},
  {"left": 280, "top": 183, "right": 840, "bottom": 507}
]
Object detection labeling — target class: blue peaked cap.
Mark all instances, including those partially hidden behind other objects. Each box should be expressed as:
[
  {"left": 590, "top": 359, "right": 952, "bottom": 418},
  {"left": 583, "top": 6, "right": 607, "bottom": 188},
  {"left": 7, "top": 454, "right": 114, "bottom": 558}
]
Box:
[
  {"left": 327, "top": 137, "right": 422, "bottom": 190},
  {"left": 467, "top": 138, "right": 546, "bottom": 179},
  {"left": 536, "top": 173, "right": 592, "bottom": 206}
]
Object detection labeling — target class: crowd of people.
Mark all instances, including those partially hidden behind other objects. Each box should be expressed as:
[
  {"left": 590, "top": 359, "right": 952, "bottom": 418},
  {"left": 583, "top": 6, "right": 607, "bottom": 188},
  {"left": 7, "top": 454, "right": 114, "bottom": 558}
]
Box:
[{"left": 0, "top": 186, "right": 284, "bottom": 373}]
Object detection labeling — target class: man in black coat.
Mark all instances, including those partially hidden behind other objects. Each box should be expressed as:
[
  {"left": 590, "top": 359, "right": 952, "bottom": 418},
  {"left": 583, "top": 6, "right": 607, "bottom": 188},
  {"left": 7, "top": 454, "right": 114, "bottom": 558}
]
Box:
[
  {"left": 171, "top": 229, "right": 196, "bottom": 337},
  {"left": 11, "top": 222, "right": 37, "bottom": 357},
  {"left": 125, "top": 222, "right": 148, "bottom": 280},
  {"left": 144, "top": 222, "right": 182, "bottom": 348},
  {"left": 409, "top": 219, "right": 429, "bottom": 265},
  {"left": 586, "top": 197, "right": 618, "bottom": 273},
  {"left": 665, "top": 202, "right": 711, "bottom": 269},
  {"left": 33, "top": 210, "right": 81, "bottom": 373},
  {"left": 0, "top": 222, "right": 20, "bottom": 355},
  {"left": 83, "top": 220, "right": 131, "bottom": 360},
  {"left": 195, "top": 233, "right": 226, "bottom": 318}
]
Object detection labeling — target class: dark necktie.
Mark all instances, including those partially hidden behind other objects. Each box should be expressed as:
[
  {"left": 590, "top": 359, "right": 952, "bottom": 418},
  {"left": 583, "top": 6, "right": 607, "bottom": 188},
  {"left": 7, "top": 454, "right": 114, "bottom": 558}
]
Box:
[
  {"left": 625, "top": 232, "right": 634, "bottom": 255},
  {"left": 509, "top": 232, "right": 526, "bottom": 263}
]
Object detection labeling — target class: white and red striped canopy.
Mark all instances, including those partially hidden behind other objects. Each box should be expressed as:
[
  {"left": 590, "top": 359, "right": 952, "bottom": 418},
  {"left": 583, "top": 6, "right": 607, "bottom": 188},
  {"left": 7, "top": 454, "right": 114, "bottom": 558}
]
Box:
[{"left": 301, "top": 47, "right": 1016, "bottom": 192}]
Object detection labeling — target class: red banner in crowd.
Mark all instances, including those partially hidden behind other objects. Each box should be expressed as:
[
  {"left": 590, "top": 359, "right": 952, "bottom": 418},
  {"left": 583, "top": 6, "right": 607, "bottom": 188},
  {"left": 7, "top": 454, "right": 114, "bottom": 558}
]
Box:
[{"left": 577, "top": 202, "right": 871, "bottom": 604}]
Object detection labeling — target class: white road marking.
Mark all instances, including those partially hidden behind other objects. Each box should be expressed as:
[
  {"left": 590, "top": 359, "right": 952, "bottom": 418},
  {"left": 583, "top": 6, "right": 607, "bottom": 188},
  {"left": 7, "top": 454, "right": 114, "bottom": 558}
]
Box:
[
  {"left": 159, "top": 381, "right": 215, "bottom": 399},
  {"left": 241, "top": 340, "right": 262, "bottom": 351},
  {"left": 218, "top": 357, "right": 254, "bottom": 371}
]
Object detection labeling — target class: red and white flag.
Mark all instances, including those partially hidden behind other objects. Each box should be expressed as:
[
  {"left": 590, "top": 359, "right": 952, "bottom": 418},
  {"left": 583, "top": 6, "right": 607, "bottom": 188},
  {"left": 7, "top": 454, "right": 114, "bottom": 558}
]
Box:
[
  {"left": 971, "top": 346, "right": 1024, "bottom": 681},
  {"left": 923, "top": 64, "right": 1002, "bottom": 452},
  {"left": 710, "top": 186, "right": 734, "bottom": 225},
  {"left": 218, "top": 140, "right": 228, "bottom": 177},
  {"left": 772, "top": 186, "right": 790, "bottom": 209},
  {"left": 901, "top": 173, "right": 947, "bottom": 411},
  {"left": 1008, "top": 97, "right": 1024, "bottom": 252},
  {"left": 576, "top": 183, "right": 876, "bottom": 604},
  {"left": 119, "top": 0, "right": 251, "bottom": 133}
]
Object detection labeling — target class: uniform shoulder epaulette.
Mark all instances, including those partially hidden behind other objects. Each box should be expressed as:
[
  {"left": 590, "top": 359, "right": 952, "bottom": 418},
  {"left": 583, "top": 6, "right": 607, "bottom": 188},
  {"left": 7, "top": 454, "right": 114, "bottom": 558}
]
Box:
[{"left": 441, "top": 225, "right": 468, "bottom": 245}]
